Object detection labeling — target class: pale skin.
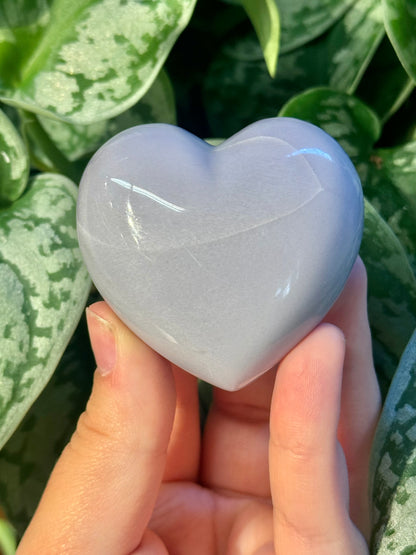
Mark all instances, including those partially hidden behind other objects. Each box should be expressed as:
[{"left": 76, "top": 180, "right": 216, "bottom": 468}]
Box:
[{"left": 17, "top": 257, "right": 381, "bottom": 554}]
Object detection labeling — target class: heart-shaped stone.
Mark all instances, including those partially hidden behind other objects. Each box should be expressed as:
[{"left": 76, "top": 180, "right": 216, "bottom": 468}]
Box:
[{"left": 77, "top": 117, "right": 363, "bottom": 390}]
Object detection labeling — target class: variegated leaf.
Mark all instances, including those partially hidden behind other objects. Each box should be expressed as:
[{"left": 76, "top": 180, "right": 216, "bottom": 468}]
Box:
[
  {"left": 36, "top": 69, "right": 177, "bottom": 164},
  {"left": 326, "top": 0, "right": 385, "bottom": 93},
  {"left": 0, "top": 109, "right": 29, "bottom": 206},
  {"left": 278, "top": 0, "right": 355, "bottom": 53},
  {"left": 360, "top": 200, "right": 416, "bottom": 395},
  {"left": 382, "top": 0, "right": 416, "bottom": 83},
  {"left": 278, "top": 87, "right": 381, "bottom": 163},
  {"left": 204, "top": 1, "right": 384, "bottom": 137},
  {"left": 370, "top": 329, "right": 416, "bottom": 553},
  {"left": 362, "top": 141, "right": 416, "bottom": 275},
  {"left": 0, "top": 0, "right": 196, "bottom": 124},
  {"left": 0, "top": 173, "right": 91, "bottom": 449},
  {"left": 204, "top": 32, "right": 324, "bottom": 137},
  {"left": 0, "top": 313, "right": 95, "bottom": 537}
]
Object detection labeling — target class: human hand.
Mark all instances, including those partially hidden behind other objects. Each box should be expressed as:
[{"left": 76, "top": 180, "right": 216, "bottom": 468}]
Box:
[{"left": 17, "top": 257, "right": 380, "bottom": 554}]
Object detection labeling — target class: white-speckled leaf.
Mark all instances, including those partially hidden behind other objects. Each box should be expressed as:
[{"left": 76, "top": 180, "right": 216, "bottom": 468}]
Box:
[
  {"left": 0, "top": 173, "right": 90, "bottom": 449},
  {"left": 382, "top": 0, "right": 416, "bottom": 83},
  {"left": 370, "top": 329, "right": 416, "bottom": 553},
  {"left": 360, "top": 200, "right": 416, "bottom": 396},
  {"left": 0, "top": 315, "right": 94, "bottom": 537},
  {"left": 204, "top": 1, "right": 384, "bottom": 137},
  {"left": 278, "top": 0, "right": 355, "bottom": 53},
  {"left": 240, "top": 0, "right": 280, "bottom": 77},
  {"left": 36, "top": 69, "right": 177, "bottom": 164},
  {"left": 279, "top": 87, "right": 381, "bottom": 163},
  {"left": 326, "top": 0, "right": 385, "bottom": 93},
  {"left": 0, "top": 109, "right": 29, "bottom": 206},
  {"left": 0, "top": 0, "right": 196, "bottom": 124},
  {"left": 362, "top": 141, "right": 416, "bottom": 275}
]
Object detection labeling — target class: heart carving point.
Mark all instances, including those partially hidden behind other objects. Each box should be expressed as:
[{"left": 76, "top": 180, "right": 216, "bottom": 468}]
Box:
[{"left": 77, "top": 118, "right": 363, "bottom": 390}]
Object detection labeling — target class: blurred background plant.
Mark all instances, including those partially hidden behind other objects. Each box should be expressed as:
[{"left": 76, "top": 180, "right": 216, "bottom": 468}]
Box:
[{"left": 0, "top": 0, "right": 415, "bottom": 552}]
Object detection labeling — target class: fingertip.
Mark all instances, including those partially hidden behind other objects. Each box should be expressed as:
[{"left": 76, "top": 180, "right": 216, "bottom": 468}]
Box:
[{"left": 271, "top": 323, "right": 345, "bottom": 423}]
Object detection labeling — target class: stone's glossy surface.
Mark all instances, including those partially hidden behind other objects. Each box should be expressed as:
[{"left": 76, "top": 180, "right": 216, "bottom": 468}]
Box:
[{"left": 77, "top": 117, "right": 363, "bottom": 390}]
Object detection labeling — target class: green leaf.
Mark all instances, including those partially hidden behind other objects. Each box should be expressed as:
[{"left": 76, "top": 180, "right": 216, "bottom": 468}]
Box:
[
  {"left": 325, "top": 0, "right": 385, "bottom": 93},
  {"left": 36, "top": 69, "right": 177, "bottom": 164},
  {"left": 18, "top": 110, "right": 82, "bottom": 183},
  {"left": 357, "top": 36, "right": 415, "bottom": 123},
  {"left": 240, "top": 0, "right": 280, "bottom": 78},
  {"left": 0, "top": 173, "right": 91, "bottom": 449},
  {"left": 203, "top": 33, "right": 325, "bottom": 137},
  {"left": 0, "top": 0, "right": 196, "bottom": 124},
  {"left": 203, "top": 1, "right": 384, "bottom": 137},
  {"left": 362, "top": 141, "right": 416, "bottom": 275},
  {"left": 370, "top": 328, "right": 416, "bottom": 553},
  {"left": 0, "top": 517, "right": 16, "bottom": 555},
  {"left": 0, "top": 109, "right": 29, "bottom": 206},
  {"left": 0, "top": 0, "right": 52, "bottom": 87},
  {"left": 279, "top": 87, "right": 381, "bottom": 163},
  {"left": 278, "top": 0, "right": 355, "bottom": 54},
  {"left": 382, "top": 0, "right": 416, "bottom": 83},
  {"left": 0, "top": 313, "right": 95, "bottom": 538},
  {"left": 360, "top": 199, "right": 416, "bottom": 396}
]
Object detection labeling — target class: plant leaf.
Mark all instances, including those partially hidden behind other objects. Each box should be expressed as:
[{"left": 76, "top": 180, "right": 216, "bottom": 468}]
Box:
[
  {"left": 203, "top": 32, "right": 327, "bottom": 137},
  {"left": 278, "top": 0, "right": 355, "bottom": 54},
  {"left": 0, "top": 0, "right": 196, "bottom": 124},
  {"left": 382, "top": 0, "right": 416, "bottom": 83},
  {"left": 356, "top": 36, "right": 415, "bottom": 123},
  {"left": 240, "top": 0, "right": 280, "bottom": 78},
  {"left": 279, "top": 87, "right": 381, "bottom": 163},
  {"left": 0, "top": 109, "right": 29, "bottom": 206},
  {"left": 203, "top": 1, "right": 384, "bottom": 137},
  {"left": 370, "top": 328, "right": 416, "bottom": 553},
  {"left": 360, "top": 199, "right": 416, "bottom": 396},
  {"left": 326, "top": 0, "right": 385, "bottom": 93},
  {"left": 0, "top": 517, "right": 16, "bottom": 555},
  {"left": 36, "top": 69, "right": 177, "bottom": 164},
  {"left": 0, "top": 312, "right": 95, "bottom": 538},
  {"left": 0, "top": 0, "right": 52, "bottom": 87},
  {"left": 362, "top": 141, "right": 416, "bottom": 275},
  {"left": 0, "top": 173, "right": 91, "bottom": 449}
]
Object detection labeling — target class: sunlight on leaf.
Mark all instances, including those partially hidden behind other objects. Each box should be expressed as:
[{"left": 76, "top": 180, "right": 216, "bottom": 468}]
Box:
[{"left": 0, "top": 0, "right": 196, "bottom": 124}]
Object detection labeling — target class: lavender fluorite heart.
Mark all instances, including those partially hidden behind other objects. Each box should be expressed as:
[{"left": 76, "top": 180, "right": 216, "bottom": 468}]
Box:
[{"left": 77, "top": 117, "right": 363, "bottom": 390}]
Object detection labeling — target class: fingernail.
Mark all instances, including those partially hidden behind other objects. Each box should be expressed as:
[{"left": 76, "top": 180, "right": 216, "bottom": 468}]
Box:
[{"left": 86, "top": 307, "right": 117, "bottom": 376}]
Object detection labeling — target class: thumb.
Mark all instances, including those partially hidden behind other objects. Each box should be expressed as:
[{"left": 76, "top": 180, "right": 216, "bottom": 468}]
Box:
[{"left": 18, "top": 302, "right": 176, "bottom": 555}]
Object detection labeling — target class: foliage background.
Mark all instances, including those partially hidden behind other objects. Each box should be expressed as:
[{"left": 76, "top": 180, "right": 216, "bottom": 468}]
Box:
[{"left": 0, "top": 0, "right": 415, "bottom": 552}]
